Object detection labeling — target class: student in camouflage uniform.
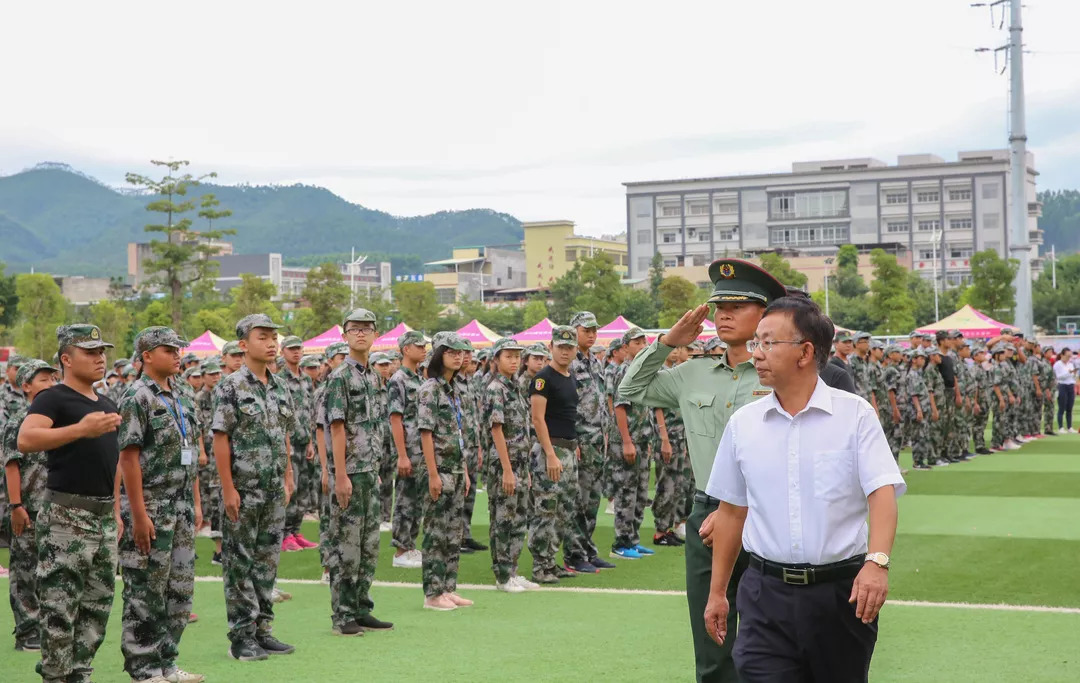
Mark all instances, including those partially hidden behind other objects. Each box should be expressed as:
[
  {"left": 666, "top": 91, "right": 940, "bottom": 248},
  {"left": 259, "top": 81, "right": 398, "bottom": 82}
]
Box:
[
  {"left": 212, "top": 313, "right": 297, "bottom": 661},
  {"left": 0, "top": 355, "right": 28, "bottom": 555},
  {"left": 879, "top": 345, "right": 905, "bottom": 461},
  {"left": 277, "top": 336, "right": 318, "bottom": 552},
  {"left": 116, "top": 327, "right": 204, "bottom": 683},
  {"left": 484, "top": 338, "right": 533, "bottom": 592},
  {"left": 869, "top": 340, "right": 888, "bottom": 423},
  {"left": 417, "top": 332, "right": 474, "bottom": 611},
  {"left": 324, "top": 308, "right": 394, "bottom": 635},
  {"left": 3, "top": 359, "right": 57, "bottom": 652},
  {"left": 195, "top": 360, "right": 223, "bottom": 561},
  {"left": 969, "top": 347, "right": 992, "bottom": 454},
  {"left": 566, "top": 311, "right": 616, "bottom": 573},
  {"left": 1040, "top": 346, "right": 1057, "bottom": 435},
  {"left": 314, "top": 342, "right": 349, "bottom": 579},
  {"left": 906, "top": 349, "right": 935, "bottom": 469},
  {"left": 990, "top": 345, "right": 1020, "bottom": 450},
  {"left": 518, "top": 344, "right": 548, "bottom": 397},
  {"left": 456, "top": 345, "right": 487, "bottom": 554},
  {"left": 611, "top": 327, "right": 661, "bottom": 560},
  {"left": 370, "top": 352, "right": 396, "bottom": 530},
  {"left": 925, "top": 347, "right": 952, "bottom": 465},
  {"left": 953, "top": 341, "right": 977, "bottom": 458},
  {"left": 850, "top": 332, "right": 878, "bottom": 412},
  {"left": 388, "top": 331, "right": 428, "bottom": 569},
  {"left": 220, "top": 341, "right": 245, "bottom": 376},
  {"left": 652, "top": 345, "right": 687, "bottom": 546}
]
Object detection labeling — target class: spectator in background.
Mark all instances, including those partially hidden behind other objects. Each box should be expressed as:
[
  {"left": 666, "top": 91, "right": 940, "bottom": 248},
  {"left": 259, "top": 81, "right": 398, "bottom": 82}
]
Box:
[{"left": 1053, "top": 348, "right": 1076, "bottom": 433}]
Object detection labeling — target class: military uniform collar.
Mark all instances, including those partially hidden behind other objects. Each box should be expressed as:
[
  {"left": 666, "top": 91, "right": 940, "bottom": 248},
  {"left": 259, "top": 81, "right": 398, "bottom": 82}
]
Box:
[
  {"left": 344, "top": 356, "right": 370, "bottom": 373},
  {"left": 716, "top": 350, "right": 755, "bottom": 372},
  {"left": 134, "top": 373, "right": 180, "bottom": 396},
  {"left": 238, "top": 363, "right": 281, "bottom": 388}
]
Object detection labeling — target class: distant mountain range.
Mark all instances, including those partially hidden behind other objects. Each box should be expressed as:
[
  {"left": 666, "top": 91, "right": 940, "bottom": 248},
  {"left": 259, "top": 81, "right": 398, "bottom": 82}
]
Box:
[{"left": 0, "top": 163, "right": 524, "bottom": 277}]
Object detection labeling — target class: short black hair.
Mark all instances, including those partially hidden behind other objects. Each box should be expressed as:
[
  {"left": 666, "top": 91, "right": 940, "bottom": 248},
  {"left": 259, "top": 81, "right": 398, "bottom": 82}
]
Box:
[
  {"left": 762, "top": 296, "right": 834, "bottom": 371},
  {"left": 426, "top": 346, "right": 454, "bottom": 380}
]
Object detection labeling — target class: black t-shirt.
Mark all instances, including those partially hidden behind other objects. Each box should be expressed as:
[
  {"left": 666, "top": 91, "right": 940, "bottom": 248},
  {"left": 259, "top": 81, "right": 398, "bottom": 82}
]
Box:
[
  {"left": 821, "top": 362, "right": 857, "bottom": 394},
  {"left": 939, "top": 355, "right": 956, "bottom": 388},
  {"left": 530, "top": 365, "right": 578, "bottom": 440},
  {"left": 27, "top": 384, "right": 119, "bottom": 497}
]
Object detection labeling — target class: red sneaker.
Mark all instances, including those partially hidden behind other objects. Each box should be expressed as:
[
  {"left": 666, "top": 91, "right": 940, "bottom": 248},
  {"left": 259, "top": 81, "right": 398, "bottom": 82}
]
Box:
[
  {"left": 281, "top": 535, "right": 302, "bottom": 552},
  {"left": 293, "top": 533, "right": 319, "bottom": 549}
]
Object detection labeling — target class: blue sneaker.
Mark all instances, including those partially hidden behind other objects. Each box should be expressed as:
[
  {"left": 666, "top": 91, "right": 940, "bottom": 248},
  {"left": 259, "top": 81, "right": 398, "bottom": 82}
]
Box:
[
  {"left": 633, "top": 544, "right": 656, "bottom": 556},
  {"left": 610, "top": 547, "right": 642, "bottom": 560}
]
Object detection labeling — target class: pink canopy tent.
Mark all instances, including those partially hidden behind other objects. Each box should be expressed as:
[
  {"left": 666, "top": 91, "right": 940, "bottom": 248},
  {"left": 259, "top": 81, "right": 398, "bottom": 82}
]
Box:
[
  {"left": 915, "top": 304, "right": 1012, "bottom": 338},
  {"left": 596, "top": 315, "right": 639, "bottom": 343},
  {"left": 457, "top": 319, "right": 500, "bottom": 348},
  {"left": 371, "top": 323, "right": 419, "bottom": 352},
  {"left": 302, "top": 325, "right": 343, "bottom": 354},
  {"left": 513, "top": 318, "right": 555, "bottom": 344},
  {"left": 186, "top": 330, "right": 226, "bottom": 358}
]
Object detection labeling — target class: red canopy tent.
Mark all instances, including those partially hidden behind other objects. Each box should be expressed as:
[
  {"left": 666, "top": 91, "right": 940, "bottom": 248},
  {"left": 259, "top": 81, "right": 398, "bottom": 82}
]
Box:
[
  {"left": 302, "top": 325, "right": 343, "bottom": 354},
  {"left": 513, "top": 318, "right": 555, "bottom": 344},
  {"left": 596, "top": 315, "right": 639, "bottom": 343},
  {"left": 371, "top": 323, "right": 421, "bottom": 351},
  {"left": 456, "top": 320, "right": 500, "bottom": 348},
  {"left": 186, "top": 330, "right": 226, "bottom": 358},
  {"left": 915, "top": 304, "right": 1012, "bottom": 338}
]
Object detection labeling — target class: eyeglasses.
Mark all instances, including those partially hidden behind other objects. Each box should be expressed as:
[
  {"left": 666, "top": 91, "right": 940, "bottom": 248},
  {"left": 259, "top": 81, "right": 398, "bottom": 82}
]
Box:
[
  {"left": 746, "top": 339, "right": 806, "bottom": 353},
  {"left": 344, "top": 325, "right": 376, "bottom": 336}
]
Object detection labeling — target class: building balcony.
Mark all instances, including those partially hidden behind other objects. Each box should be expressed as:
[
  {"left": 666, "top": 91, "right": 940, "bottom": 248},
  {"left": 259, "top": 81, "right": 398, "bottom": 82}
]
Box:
[
  {"left": 1028, "top": 201, "right": 1043, "bottom": 218},
  {"left": 1029, "top": 228, "right": 1044, "bottom": 245}
]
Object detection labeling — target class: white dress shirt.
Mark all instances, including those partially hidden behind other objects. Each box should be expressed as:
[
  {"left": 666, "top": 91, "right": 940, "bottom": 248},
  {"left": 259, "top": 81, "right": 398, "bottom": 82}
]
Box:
[
  {"left": 1053, "top": 360, "right": 1076, "bottom": 386},
  {"left": 706, "top": 376, "right": 906, "bottom": 565}
]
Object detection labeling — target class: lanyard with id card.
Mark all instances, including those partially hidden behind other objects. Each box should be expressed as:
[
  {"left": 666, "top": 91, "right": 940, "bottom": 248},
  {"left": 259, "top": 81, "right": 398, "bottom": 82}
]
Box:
[
  {"left": 160, "top": 392, "right": 195, "bottom": 465},
  {"left": 451, "top": 393, "right": 466, "bottom": 456}
]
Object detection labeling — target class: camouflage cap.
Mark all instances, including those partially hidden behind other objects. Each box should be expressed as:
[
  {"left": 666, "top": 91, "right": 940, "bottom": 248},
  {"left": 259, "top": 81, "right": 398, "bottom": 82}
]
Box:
[
  {"left": 112, "top": 358, "right": 127, "bottom": 368},
  {"left": 569, "top": 311, "right": 598, "bottom": 329},
  {"left": 962, "top": 339, "right": 974, "bottom": 348},
  {"left": 492, "top": 337, "right": 525, "bottom": 356},
  {"left": 947, "top": 329, "right": 964, "bottom": 339},
  {"left": 688, "top": 340, "right": 704, "bottom": 351},
  {"left": 706, "top": 258, "right": 786, "bottom": 305},
  {"left": 122, "top": 364, "right": 137, "bottom": 377},
  {"left": 608, "top": 338, "right": 624, "bottom": 351},
  {"left": 1004, "top": 343, "right": 1016, "bottom": 352},
  {"left": 884, "top": 344, "right": 903, "bottom": 355},
  {"left": 281, "top": 335, "right": 304, "bottom": 349},
  {"left": 181, "top": 352, "right": 199, "bottom": 364},
  {"left": 621, "top": 327, "right": 647, "bottom": 345},
  {"left": 221, "top": 340, "right": 244, "bottom": 356},
  {"left": 928, "top": 346, "right": 943, "bottom": 356},
  {"left": 398, "top": 330, "right": 427, "bottom": 349},
  {"left": 704, "top": 337, "right": 727, "bottom": 352},
  {"left": 182, "top": 367, "right": 201, "bottom": 379},
  {"left": 57, "top": 324, "right": 114, "bottom": 351},
  {"left": 834, "top": 331, "right": 853, "bottom": 343},
  {"left": 912, "top": 348, "right": 928, "bottom": 358},
  {"left": 200, "top": 360, "right": 222, "bottom": 374},
  {"left": 235, "top": 314, "right": 281, "bottom": 339},
  {"left": 299, "top": 355, "right": 322, "bottom": 368},
  {"left": 370, "top": 352, "right": 392, "bottom": 365},
  {"left": 385, "top": 350, "right": 402, "bottom": 361},
  {"left": 908, "top": 331, "right": 921, "bottom": 338},
  {"left": 524, "top": 343, "right": 550, "bottom": 358},
  {"left": 134, "top": 326, "right": 189, "bottom": 357},
  {"left": 16, "top": 359, "right": 57, "bottom": 386},
  {"left": 589, "top": 344, "right": 604, "bottom": 354},
  {"left": 342, "top": 308, "right": 377, "bottom": 326},
  {"left": 854, "top": 331, "right": 872, "bottom": 341},
  {"left": 431, "top": 331, "right": 472, "bottom": 352},
  {"left": 475, "top": 349, "right": 490, "bottom": 362},
  {"left": 552, "top": 325, "right": 577, "bottom": 347},
  {"left": 870, "top": 339, "right": 884, "bottom": 350},
  {"left": 325, "top": 341, "right": 349, "bottom": 358}
]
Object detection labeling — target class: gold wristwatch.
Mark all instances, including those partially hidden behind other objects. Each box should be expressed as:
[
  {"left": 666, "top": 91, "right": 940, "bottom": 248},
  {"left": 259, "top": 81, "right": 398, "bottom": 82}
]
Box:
[{"left": 865, "top": 552, "right": 890, "bottom": 570}]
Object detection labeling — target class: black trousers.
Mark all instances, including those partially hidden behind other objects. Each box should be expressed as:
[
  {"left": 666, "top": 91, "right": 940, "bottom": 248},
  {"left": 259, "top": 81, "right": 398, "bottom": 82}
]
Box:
[
  {"left": 1058, "top": 385, "right": 1075, "bottom": 429},
  {"left": 734, "top": 565, "right": 877, "bottom": 683}
]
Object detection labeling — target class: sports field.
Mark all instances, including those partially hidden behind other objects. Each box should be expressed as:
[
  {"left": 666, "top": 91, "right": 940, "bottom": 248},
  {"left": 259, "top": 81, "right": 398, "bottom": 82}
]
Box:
[{"left": 2, "top": 431, "right": 1079, "bottom": 682}]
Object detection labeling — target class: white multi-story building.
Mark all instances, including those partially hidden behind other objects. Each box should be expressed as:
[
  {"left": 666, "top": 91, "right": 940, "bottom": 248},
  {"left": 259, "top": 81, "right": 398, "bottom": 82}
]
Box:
[{"left": 624, "top": 150, "right": 1042, "bottom": 288}]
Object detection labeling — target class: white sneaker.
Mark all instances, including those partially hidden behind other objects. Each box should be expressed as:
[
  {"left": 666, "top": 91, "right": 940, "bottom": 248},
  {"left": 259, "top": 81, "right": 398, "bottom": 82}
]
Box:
[
  {"left": 496, "top": 580, "right": 526, "bottom": 594},
  {"left": 1058, "top": 427, "right": 1067, "bottom": 434},
  {"left": 674, "top": 522, "right": 686, "bottom": 541},
  {"left": 133, "top": 677, "right": 170, "bottom": 683},
  {"left": 379, "top": 522, "right": 392, "bottom": 533},
  {"left": 513, "top": 575, "right": 540, "bottom": 590},
  {"left": 934, "top": 459, "right": 950, "bottom": 467},
  {"left": 604, "top": 500, "right": 615, "bottom": 515},
  {"left": 392, "top": 551, "right": 422, "bottom": 569},
  {"left": 165, "top": 669, "right": 206, "bottom": 683},
  {"left": 1069, "top": 428, "right": 1078, "bottom": 434},
  {"left": 1005, "top": 441, "right": 1022, "bottom": 451},
  {"left": 409, "top": 549, "right": 423, "bottom": 563},
  {"left": 196, "top": 526, "right": 212, "bottom": 538}
]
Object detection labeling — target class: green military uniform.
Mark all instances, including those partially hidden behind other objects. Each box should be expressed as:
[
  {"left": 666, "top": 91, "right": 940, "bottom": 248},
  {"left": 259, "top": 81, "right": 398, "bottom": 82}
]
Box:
[
  {"left": 618, "top": 258, "right": 786, "bottom": 683},
  {"left": 116, "top": 327, "right": 200, "bottom": 681},
  {"left": 195, "top": 360, "right": 222, "bottom": 540},
  {"left": 369, "top": 352, "right": 395, "bottom": 526},
  {"left": 387, "top": 332, "right": 427, "bottom": 554},
  {"left": 457, "top": 344, "right": 484, "bottom": 546},
  {"left": 990, "top": 346, "right": 1015, "bottom": 448},
  {"left": 971, "top": 349, "right": 992, "bottom": 453},
  {"left": 906, "top": 350, "right": 934, "bottom": 467},
  {"left": 879, "top": 346, "right": 904, "bottom": 460},
  {"left": 1039, "top": 349, "right": 1056, "bottom": 434},
  {"left": 925, "top": 348, "right": 949, "bottom": 464},
  {"left": 653, "top": 400, "right": 686, "bottom": 536},
  {"left": 278, "top": 336, "right": 317, "bottom": 541},
  {"left": 0, "top": 355, "right": 29, "bottom": 538},
  {"left": 314, "top": 342, "right": 348, "bottom": 570}
]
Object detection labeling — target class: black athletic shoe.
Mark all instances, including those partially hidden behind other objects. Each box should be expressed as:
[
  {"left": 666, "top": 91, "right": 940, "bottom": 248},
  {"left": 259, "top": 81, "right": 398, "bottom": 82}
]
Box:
[
  {"left": 14, "top": 633, "right": 40, "bottom": 651},
  {"left": 589, "top": 556, "right": 616, "bottom": 570},
  {"left": 569, "top": 559, "right": 599, "bottom": 574},
  {"left": 1045, "top": 430, "right": 1057, "bottom": 436},
  {"left": 976, "top": 447, "right": 992, "bottom": 455},
  {"left": 913, "top": 464, "right": 933, "bottom": 471},
  {"left": 459, "top": 543, "right": 475, "bottom": 554},
  {"left": 211, "top": 551, "right": 223, "bottom": 566},
  {"left": 462, "top": 538, "right": 488, "bottom": 551},
  {"left": 255, "top": 635, "right": 295, "bottom": 655},
  {"left": 653, "top": 532, "right": 681, "bottom": 547},
  {"left": 333, "top": 622, "right": 364, "bottom": 636},
  {"left": 554, "top": 565, "right": 577, "bottom": 579},
  {"left": 357, "top": 614, "right": 394, "bottom": 631},
  {"left": 229, "top": 639, "right": 269, "bottom": 661}
]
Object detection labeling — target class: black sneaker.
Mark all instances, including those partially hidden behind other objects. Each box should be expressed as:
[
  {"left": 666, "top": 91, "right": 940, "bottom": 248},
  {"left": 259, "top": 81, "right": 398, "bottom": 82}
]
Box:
[
  {"left": 333, "top": 621, "right": 365, "bottom": 636},
  {"left": 255, "top": 635, "right": 295, "bottom": 655},
  {"left": 589, "top": 556, "right": 616, "bottom": 570},
  {"left": 357, "top": 614, "right": 394, "bottom": 631},
  {"left": 667, "top": 531, "right": 686, "bottom": 545},
  {"left": 212, "top": 552, "right": 223, "bottom": 566},
  {"left": 569, "top": 559, "right": 599, "bottom": 574},
  {"left": 913, "top": 464, "right": 933, "bottom": 470},
  {"left": 531, "top": 572, "right": 560, "bottom": 585},
  {"left": 653, "top": 532, "right": 681, "bottom": 547},
  {"left": 1045, "top": 430, "right": 1057, "bottom": 436},
  {"left": 14, "top": 633, "right": 40, "bottom": 651},
  {"left": 229, "top": 639, "right": 269, "bottom": 661},
  {"left": 554, "top": 565, "right": 577, "bottom": 579},
  {"left": 459, "top": 544, "right": 475, "bottom": 554},
  {"left": 462, "top": 538, "right": 488, "bottom": 551},
  {"left": 976, "top": 447, "right": 992, "bottom": 455}
]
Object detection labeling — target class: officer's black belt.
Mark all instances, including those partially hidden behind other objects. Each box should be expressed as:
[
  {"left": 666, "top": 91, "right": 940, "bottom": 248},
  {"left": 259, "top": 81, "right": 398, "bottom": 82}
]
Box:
[
  {"left": 694, "top": 490, "right": 722, "bottom": 507},
  {"left": 748, "top": 552, "right": 864, "bottom": 586},
  {"left": 550, "top": 437, "right": 578, "bottom": 450},
  {"left": 46, "top": 490, "right": 114, "bottom": 516}
]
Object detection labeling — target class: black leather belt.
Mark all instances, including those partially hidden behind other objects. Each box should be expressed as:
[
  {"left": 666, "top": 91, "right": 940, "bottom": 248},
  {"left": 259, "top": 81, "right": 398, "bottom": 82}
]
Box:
[
  {"left": 693, "top": 490, "right": 722, "bottom": 506},
  {"left": 749, "top": 552, "right": 865, "bottom": 586},
  {"left": 46, "top": 490, "right": 114, "bottom": 516},
  {"left": 550, "top": 437, "right": 578, "bottom": 450}
]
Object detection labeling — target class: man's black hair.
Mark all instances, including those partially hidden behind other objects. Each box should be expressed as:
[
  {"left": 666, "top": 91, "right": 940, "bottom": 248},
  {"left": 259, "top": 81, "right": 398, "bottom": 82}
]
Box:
[{"left": 762, "top": 296, "right": 834, "bottom": 371}]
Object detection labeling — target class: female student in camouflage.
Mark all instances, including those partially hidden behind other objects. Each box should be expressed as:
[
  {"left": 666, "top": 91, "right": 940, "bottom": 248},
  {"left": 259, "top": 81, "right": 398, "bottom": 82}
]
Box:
[
  {"left": 314, "top": 342, "right": 348, "bottom": 581},
  {"left": 371, "top": 352, "right": 396, "bottom": 530},
  {"left": 388, "top": 331, "right": 428, "bottom": 569},
  {"left": 116, "top": 327, "right": 205, "bottom": 683},
  {"left": 195, "top": 360, "right": 223, "bottom": 562},
  {"left": 484, "top": 338, "right": 534, "bottom": 592},
  {"left": 417, "top": 332, "right": 474, "bottom": 611}
]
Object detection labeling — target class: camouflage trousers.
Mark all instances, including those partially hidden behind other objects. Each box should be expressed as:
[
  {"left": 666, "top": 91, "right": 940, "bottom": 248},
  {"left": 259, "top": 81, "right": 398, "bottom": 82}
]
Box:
[
  {"left": 909, "top": 418, "right": 933, "bottom": 467},
  {"left": 1043, "top": 394, "right": 1056, "bottom": 433},
  {"left": 8, "top": 509, "right": 39, "bottom": 640},
  {"left": 391, "top": 457, "right": 424, "bottom": 552},
  {"left": 676, "top": 449, "right": 695, "bottom": 523},
  {"left": 935, "top": 398, "right": 955, "bottom": 459},
  {"left": 879, "top": 408, "right": 902, "bottom": 460},
  {"left": 485, "top": 460, "right": 530, "bottom": 584},
  {"left": 462, "top": 448, "right": 480, "bottom": 541},
  {"left": 952, "top": 404, "right": 972, "bottom": 455},
  {"left": 198, "top": 467, "right": 222, "bottom": 539},
  {"left": 319, "top": 475, "right": 333, "bottom": 570},
  {"left": 221, "top": 487, "right": 286, "bottom": 642},
  {"left": 565, "top": 441, "right": 605, "bottom": 564},
  {"left": 35, "top": 499, "right": 117, "bottom": 683},
  {"left": 378, "top": 447, "right": 395, "bottom": 524},
  {"left": 329, "top": 472, "right": 380, "bottom": 628},
  {"left": 610, "top": 439, "right": 650, "bottom": 550},
  {"left": 528, "top": 443, "right": 577, "bottom": 577},
  {"left": 119, "top": 495, "right": 196, "bottom": 680},
  {"left": 421, "top": 471, "right": 465, "bottom": 598},
  {"left": 972, "top": 402, "right": 990, "bottom": 450},
  {"left": 651, "top": 438, "right": 685, "bottom": 533},
  {"left": 284, "top": 437, "right": 312, "bottom": 536},
  {"left": 991, "top": 401, "right": 1010, "bottom": 448}
]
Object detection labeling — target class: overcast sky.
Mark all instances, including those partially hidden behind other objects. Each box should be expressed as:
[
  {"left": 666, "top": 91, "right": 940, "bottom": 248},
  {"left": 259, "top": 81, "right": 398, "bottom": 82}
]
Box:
[{"left": 3, "top": 0, "right": 1079, "bottom": 238}]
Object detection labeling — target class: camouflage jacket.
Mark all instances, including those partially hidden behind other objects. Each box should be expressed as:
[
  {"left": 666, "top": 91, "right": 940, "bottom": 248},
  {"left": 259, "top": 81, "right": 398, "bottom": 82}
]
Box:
[
  {"left": 850, "top": 355, "right": 873, "bottom": 402},
  {"left": 517, "top": 371, "right": 536, "bottom": 399},
  {"left": 905, "top": 367, "right": 930, "bottom": 417},
  {"left": 1039, "top": 357, "right": 1056, "bottom": 393},
  {"left": 313, "top": 382, "right": 333, "bottom": 463},
  {"left": 117, "top": 375, "right": 200, "bottom": 497},
  {"left": 107, "top": 381, "right": 128, "bottom": 405},
  {"left": 211, "top": 364, "right": 295, "bottom": 493},
  {"left": 868, "top": 360, "right": 887, "bottom": 409},
  {"left": 324, "top": 357, "right": 384, "bottom": 474},
  {"left": 388, "top": 366, "right": 424, "bottom": 459},
  {"left": 417, "top": 374, "right": 467, "bottom": 474},
  {"left": 2, "top": 403, "right": 49, "bottom": 514},
  {"left": 925, "top": 364, "right": 946, "bottom": 405},
  {"left": 455, "top": 373, "right": 481, "bottom": 454},
  {"left": 195, "top": 386, "right": 215, "bottom": 451},
  {"left": 613, "top": 361, "right": 654, "bottom": 442},
  {"left": 0, "top": 383, "right": 26, "bottom": 435},
  {"left": 276, "top": 366, "right": 314, "bottom": 445},
  {"left": 881, "top": 364, "right": 902, "bottom": 414},
  {"left": 571, "top": 349, "right": 610, "bottom": 445},
  {"left": 485, "top": 372, "right": 531, "bottom": 471}
]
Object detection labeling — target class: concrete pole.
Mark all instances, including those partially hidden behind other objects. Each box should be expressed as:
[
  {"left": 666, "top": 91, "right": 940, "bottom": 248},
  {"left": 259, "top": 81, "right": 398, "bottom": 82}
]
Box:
[{"left": 1008, "top": 0, "right": 1033, "bottom": 333}]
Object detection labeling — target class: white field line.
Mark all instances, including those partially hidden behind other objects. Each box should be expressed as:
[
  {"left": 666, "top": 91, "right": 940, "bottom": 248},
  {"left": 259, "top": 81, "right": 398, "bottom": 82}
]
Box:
[{"left": 185, "top": 576, "right": 1080, "bottom": 614}]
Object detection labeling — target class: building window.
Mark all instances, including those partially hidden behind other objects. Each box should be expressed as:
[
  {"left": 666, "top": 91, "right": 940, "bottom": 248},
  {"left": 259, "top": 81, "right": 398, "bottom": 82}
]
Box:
[
  {"left": 661, "top": 205, "right": 682, "bottom": 217},
  {"left": 662, "top": 232, "right": 677, "bottom": 244},
  {"left": 917, "top": 219, "right": 941, "bottom": 232},
  {"left": 692, "top": 255, "right": 708, "bottom": 266},
  {"left": 886, "top": 221, "right": 910, "bottom": 233},
  {"left": 636, "top": 206, "right": 652, "bottom": 218},
  {"left": 771, "top": 192, "right": 794, "bottom": 218},
  {"left": 768, "top": 224, "right": 850, "bottom": 247},
  {"left": 948, "top": 188, "right": 972, "bottom": 201},
  {"left": 885, "top": 192, "right": 909, "bottom": 205},
  {"left": 718, "top": 229, "right": 737, "bottom": 241},
  {"left": 663, "top": 259, "right": 677, "bottom": 268},
  {"left": 436, "top": 288, "right": 456, "bottom": 305},
  {"left": 949, "top": 245, "right": 973, "bottom": 259},
  {"left": 916, "top": 191, "right": 940, "bottom": 203},
  {"left": 918, "top": 249, "right": 936, "bottom": 260},
  {"left": 565, "top": 249, "right": 577, "bottom": 262},
  {"left": 687, "top": 202, "right": 709, "bottom": 215},
  {"left": 982, "top": 184, "right": 999, "bottom": 199},
  {"left": 768, "top": 190, "right": 848, "bottom": 220},
  {"left": 507, "top": 266, "right": 513, "bottom": 279},
  {"left": 715, "top": 201, "right": 738, "bottom": 214},
  {"left": 698, "top": 230, "right": 711, "bottom": 242},
  {"left": 945, "top": 273, "right": 972, "bottom": 287},
  {"left": 637, "top": 230, "right": 651, "bottom": 245},
  {"left": 949, "top": 217, "right": 973, "bottom": 231}
]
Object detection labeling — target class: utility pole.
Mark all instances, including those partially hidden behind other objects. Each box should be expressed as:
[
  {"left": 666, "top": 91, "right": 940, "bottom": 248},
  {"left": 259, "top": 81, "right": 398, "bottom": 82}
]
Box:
[
  {"left": 823, "top": 257, "right": 834, "bottom": 317},
  {"left": 1051, "top": 244, "right": 1057, "bottom": 289},
  {"left": 346, "top": 248, "right": 368, "bottom": 310},
  {"left": 931, "top": 226, "right": 941, "bottom": 322}
]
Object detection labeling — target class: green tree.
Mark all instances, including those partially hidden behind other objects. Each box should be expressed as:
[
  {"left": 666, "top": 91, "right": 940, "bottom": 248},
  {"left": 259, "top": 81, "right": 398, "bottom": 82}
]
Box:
[
  {"left": 649, "top": 251, "right": 665, "bottom": 299},
  {"left": 622, "top": 288, "right": 658, "bottom": 329},
  {"left": 89, "top": 300, "right": 134, "bottom": 361},
  {"left": 188, "top": 307, "right": 233, "bottom": 340},
  {"left": 198, "top": 192, "right": 233, "bottom": 230},
  {"left": 832, "top": 244, "right": 868, "bottom": 298},
  {"left": 867, "top": 249, "right": 915, "bottom": 334},
  {"left": 658, "top": 276, "right": 700, "bottom": 328},
  {"left": 125, "top": 160, "right": 235, "bottom": 328},
  {"left": 966, "top": 249, "right": 1018, "bottom": 322},
  {"left": 137, "top": 300, "right": 173, "bottom": 330},
  {"left": 548, "top": 264, "right": 582, "bottom": 324},
  {"left": 1033, "top": 254, "right": 1080, "bottom": 331},
  {"left": 758, "top": 252, "right": 808, "bottom": 289},
  {"left": 574, "top": 253, "right": 625, "bottom": 325},
  {"left": 230, "top": 273, "right": 281, "bottom": 321},
  {"left": 14, "top": 274, "right": 68, "bottom": 359},
  {"left": 286, "top": 308, "right": 320, "bottom": 340},
  {"left": 522, "top": 297, "right": 549, "bottom": 329},
  {"left": 393, "top": 281, "right": 440, "bottom": 331},
  {"left": 0, "top": 261, "right": 19, "bottom": 338},
  {"left": 303, "top": 262, "right": 351, "bottom": 331}
]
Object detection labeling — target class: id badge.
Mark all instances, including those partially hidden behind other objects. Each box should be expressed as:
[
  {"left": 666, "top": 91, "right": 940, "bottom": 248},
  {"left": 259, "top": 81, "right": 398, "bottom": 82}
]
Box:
[
  {"left": 180, "top": 447, "right": 194, "bottom": 465},
  {"left": 458, "top": 435, "right": 466, "bottom": 453}
]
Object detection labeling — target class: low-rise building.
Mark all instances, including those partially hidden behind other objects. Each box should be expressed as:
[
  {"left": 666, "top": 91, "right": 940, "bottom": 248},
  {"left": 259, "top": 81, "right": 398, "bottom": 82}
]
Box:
[
  {"left": 523, "top": 220, "right": 628, "bottom": 289},
  {"left": 424, "top": 245, "right": 527, "bottom": 305},
  {"left": 214, "top": 253, "right": 391, "bottom": 301}
]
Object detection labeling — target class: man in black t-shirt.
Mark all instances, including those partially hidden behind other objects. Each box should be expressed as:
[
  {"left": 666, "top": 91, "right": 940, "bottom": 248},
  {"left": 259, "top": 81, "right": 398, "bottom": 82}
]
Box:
[
  {"left": 527, "top": 325, "right": 580, "bottom": 584},
  {"left": 18, "top": 324, "right": 122, "bottom": 683}
]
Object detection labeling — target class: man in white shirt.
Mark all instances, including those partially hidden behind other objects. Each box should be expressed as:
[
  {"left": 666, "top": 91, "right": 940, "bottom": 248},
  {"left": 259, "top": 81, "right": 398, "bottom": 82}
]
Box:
[{"left": 703, "top": 296, "right": 905, "bottom": 683}]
